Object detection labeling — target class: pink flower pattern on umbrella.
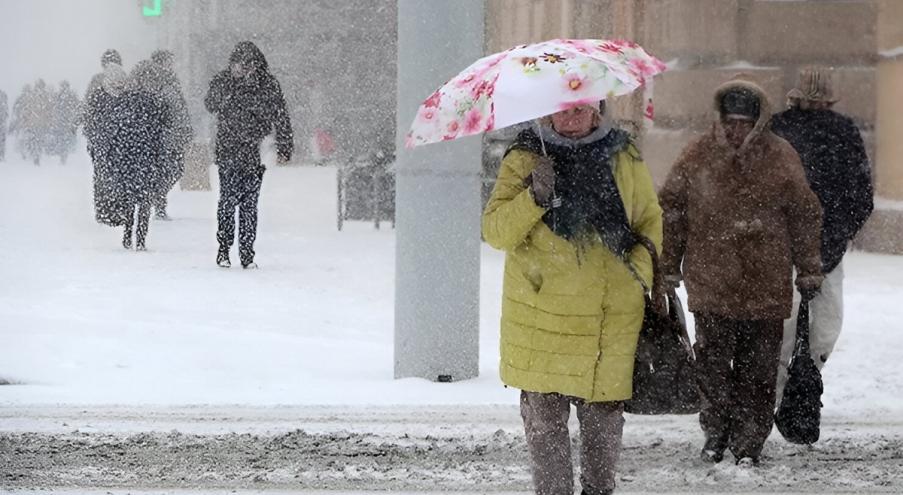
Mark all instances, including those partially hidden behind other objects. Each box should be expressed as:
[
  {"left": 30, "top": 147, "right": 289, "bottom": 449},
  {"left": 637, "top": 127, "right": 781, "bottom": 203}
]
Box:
[
  {"left": 564, "top": 73, "right": 589, "bottom": 92},
  {"left": 423, "top": 90, "right": 442, "bottom": 109},
  {"left": 463, "top": 107, "right": 485, "bottom": 134},
  {"left": 407, "top": 39, "right": 667, "bottom": 148},
  {"left": 629, "top": 58, "right": 658, "bottom": 78},
  {"left": 443, "top": 121, "right": 461, "bottom": 141},
  {"left": 599, "top": 41, "right": 624, "bottom": 54}
]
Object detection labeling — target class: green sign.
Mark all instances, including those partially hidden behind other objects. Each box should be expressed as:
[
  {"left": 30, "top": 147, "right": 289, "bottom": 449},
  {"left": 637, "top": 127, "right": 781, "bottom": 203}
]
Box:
[{"left": 142, "top": 0, "right": 162, "bottom": 17}]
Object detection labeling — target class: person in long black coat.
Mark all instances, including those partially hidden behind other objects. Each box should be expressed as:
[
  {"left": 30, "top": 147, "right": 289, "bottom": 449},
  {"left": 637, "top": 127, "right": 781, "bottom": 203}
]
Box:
[
  {"left": 97, "top": 67, "right": 172, "bottom": 251},
  {"left": 205, "top": 41, "right": 293, "bottom": 269},
  {"left": 771, "top": 67, "right": 874, "bottom": 405},
  {"left": 144, "top": 50, "right": 194, "bottom": 220},
  {"left": 85, "top": 50, "right": 125, "bottom": 226}
]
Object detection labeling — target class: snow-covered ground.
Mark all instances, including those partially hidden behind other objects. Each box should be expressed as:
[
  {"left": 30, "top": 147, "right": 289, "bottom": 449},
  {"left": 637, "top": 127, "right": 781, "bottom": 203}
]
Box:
[
  {"left": 1, "top": 149, "right": 902, "bottom": 493},
  {"left": 1, "top": 150, "right": 902, "bottom": 418}
]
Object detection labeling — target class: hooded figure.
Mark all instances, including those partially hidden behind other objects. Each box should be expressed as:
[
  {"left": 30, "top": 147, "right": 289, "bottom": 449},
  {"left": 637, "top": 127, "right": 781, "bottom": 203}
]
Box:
[
  {"left": 97, "top": 66, "right": 171, "bottom": 251},
  {"left": 482, "top": 101, "right": 662, "bottom": 495},
  {"left": 84, "top": 49, "right": 123, "bottom": 158},
  {"left": 8, "top": 85, "right": 33, "bottom": 160},
  {"left": 48, "top": 81, "right": 81, "bottom": 164},
  {"left": 660, "top": 75, "right": 823, "bottom": 467},
  {"left": 18, "top": 79, "right": 52, "bottom": 165},
  {"left": 133, "top": 54, "right": 194, "bottom": 220},
  {"left": 205, "top": 41, "right": 293, "bottom": 269},
  {"left": 770, "top": 68, "right": 874, "bottom": 407}
]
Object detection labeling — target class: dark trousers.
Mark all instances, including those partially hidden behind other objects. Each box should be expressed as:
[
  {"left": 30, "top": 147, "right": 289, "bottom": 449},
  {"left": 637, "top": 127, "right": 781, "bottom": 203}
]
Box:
[
  {"left": 217, "top": 166, "right": 263, "bottom": 263},
  {"left": 520, "top": 391, "right": 624, "bottom": 495},
  {"left": 153, "top": 152, "right": 185, "bottom": 214},
  {"left": 123, "top": 202, "right": 151, "bottom": 249},
  {"left": 694, "top": 314, "right": 783, "bottom": 459}
]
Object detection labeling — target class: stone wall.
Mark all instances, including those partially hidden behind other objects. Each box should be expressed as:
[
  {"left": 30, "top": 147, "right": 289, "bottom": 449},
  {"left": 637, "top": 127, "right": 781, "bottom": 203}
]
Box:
[{"left": 484, "top": 0, "right": 902, "bottom": 253}]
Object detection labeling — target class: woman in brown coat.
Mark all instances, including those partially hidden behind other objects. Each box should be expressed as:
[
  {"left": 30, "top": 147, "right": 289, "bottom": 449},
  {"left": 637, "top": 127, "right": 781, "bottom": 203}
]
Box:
[{"left": 660, "top": 75, "right": 823, "bottom": 467}]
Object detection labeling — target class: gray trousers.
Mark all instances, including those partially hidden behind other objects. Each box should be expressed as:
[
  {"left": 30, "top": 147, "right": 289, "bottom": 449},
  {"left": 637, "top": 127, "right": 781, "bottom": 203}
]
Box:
[{"left": 520, "top": 391, "right": 624, "bottom": 495}]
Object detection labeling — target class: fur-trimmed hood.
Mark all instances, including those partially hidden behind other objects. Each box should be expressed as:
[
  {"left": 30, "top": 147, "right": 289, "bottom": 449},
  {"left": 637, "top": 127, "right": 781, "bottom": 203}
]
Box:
[{"left": 712, "top": 75, "right": 772, "bottom": 152}]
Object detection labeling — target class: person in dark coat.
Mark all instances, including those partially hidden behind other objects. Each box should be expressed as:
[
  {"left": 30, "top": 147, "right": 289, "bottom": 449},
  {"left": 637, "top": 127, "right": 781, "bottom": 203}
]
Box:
[
  {"left": 84, "top": 49, "right": 122, "bottom": 160},
  {"left": 660, "top": 75, "right": 823, "bottom": 467},
  {"left": 770, "top": 67, "right": 874, "bottom": 406},
  {"left": 48, "top": 81, "right": 81, "bottom": 164},
  {"left": 98, "top": 67, "right": 171, "bottom": 251},
  {"left": 145, "top": 50, "right": 194, "bottom": 220},
  {"left": 205, "top": 41, "right": 293, "bottom": 269},
  {"left": 85, "top": 49, "right": 125, "bottom": 225},
  {"left": 19, "top": 79, "right": 52, "bottom": 166}
]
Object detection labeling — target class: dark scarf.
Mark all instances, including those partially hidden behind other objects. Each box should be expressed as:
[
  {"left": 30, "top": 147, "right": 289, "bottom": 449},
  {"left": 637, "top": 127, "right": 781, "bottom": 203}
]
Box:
[{"left": 507, "top": 125, "right": 637, "bottom": 258}]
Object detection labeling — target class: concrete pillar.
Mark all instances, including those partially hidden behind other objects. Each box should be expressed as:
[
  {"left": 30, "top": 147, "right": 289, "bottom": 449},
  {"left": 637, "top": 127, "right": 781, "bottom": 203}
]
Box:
[{"left": 394, "top": 0, "right": 484, "bottom": 381}]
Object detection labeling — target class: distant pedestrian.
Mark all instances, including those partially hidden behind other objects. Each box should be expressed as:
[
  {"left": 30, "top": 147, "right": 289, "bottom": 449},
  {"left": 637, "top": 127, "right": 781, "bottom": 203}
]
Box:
[
  {"left": 205, "top": 41, "right": 293, "bottom": 269},
  {"left": 771, "top": 67, "right": 874, "bottom": 407}
]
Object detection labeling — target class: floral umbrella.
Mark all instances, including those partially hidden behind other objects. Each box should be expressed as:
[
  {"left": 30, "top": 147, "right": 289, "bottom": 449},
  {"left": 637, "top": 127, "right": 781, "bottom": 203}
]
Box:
[{"left": 405, "top": 39, "right": 667, "bottom": 149}]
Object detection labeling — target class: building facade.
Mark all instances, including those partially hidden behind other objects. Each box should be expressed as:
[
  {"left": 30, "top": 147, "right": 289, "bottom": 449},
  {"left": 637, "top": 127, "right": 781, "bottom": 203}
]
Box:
[{"left": 146, "top": 0, "right": 902, "bottom": 252}]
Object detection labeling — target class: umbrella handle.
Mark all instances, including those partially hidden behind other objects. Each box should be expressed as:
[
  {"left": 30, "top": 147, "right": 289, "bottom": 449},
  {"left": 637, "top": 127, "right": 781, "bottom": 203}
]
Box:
[{"left": 535, "top": 121, "right": 549, "bottom": 157}]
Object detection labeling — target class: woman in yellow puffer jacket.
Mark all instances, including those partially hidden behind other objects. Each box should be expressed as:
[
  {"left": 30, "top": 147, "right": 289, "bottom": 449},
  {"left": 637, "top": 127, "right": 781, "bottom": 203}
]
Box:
[{"left": 482, "top": 101, "right": 662, "bottom": 495}]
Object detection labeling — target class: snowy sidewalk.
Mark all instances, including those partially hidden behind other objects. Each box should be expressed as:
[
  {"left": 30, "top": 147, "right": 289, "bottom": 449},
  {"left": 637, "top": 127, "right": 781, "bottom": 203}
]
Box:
[
  {"left": 1, "top": 154, "right": 902, "bottom": 492},
  {"left": 2, "top": 405, "right": 902, "bottom": 493},
  {"left": 1, "top": 156, "right": 902, "bottom": 418}
]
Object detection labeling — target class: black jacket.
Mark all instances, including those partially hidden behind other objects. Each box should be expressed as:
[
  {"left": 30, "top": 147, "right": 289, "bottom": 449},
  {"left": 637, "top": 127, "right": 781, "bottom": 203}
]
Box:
[
  {"left": 104, "top": 89, "right": 171, "bottom": 203},
  {"left": 204, "top": 41, "right": 293, "bottom": 166},
  {"left": 771, "top": 108, "right": 873, "bottom": 273}
]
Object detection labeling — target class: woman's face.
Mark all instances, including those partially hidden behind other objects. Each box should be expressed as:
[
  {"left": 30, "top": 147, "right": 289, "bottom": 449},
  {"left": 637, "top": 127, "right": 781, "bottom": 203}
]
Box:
[{"left": 550, "top": 104, "right": 599, "bottom": 138}]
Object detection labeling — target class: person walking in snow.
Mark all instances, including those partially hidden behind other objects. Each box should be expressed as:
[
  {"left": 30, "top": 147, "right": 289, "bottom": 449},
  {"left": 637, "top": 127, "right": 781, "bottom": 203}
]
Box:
[
  {"left": 97, "top": 66, "right": 171, "bottom": 251},
  {"left": 660, "top": 75, "right": 824, "bottom": 467},
  {"left": 145, "top": 49, "right": 193, "bottom": 221},
  {"left": 48, "top": 80, "right": 81, "bottom": 164},
  {"left": 482, "top": 101, "right": 662, "bottom": 495},
  {"left": 85, "top": 49, "right": 127, "bottom": 226},
  {"left": 17, "top": 79, "right": 53, "bottom": 166},
  {"left": 770, "top": 67, "right": 874, "bottom": 407},
  {"left": 205, "top": 41, "right": 293, "bottom": 269},
  {"left": 85, "top": 49, "right": 123, "bottom": 163}
]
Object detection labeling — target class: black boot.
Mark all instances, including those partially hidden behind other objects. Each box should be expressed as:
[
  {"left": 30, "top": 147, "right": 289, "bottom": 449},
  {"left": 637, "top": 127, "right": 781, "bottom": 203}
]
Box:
[
  {"left": 700, "top": 436, "right": 727, "bottom": 464},
  {"left": 217, "top": 246, "right": 231, "bottom": 268},
  {"left": 239, "top": 247, "right": 256, "bottom": 269},
  {"left": 122, "top": 228, "right": 132, "bottom": 250}
]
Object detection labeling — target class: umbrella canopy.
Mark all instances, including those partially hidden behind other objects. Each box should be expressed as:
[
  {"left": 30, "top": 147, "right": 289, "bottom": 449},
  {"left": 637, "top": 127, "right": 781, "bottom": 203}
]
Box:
[{"left": 405, "top": 39, "right": 666, "bottom": 148}]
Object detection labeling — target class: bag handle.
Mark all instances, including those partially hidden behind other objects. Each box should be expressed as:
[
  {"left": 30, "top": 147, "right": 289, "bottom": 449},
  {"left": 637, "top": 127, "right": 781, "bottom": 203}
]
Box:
[
  {"left": 630, "top": 234, "right": 694, "bottom": 356},
  {"left": 628, "top": 233, "right": 667, "bottom": 316}
]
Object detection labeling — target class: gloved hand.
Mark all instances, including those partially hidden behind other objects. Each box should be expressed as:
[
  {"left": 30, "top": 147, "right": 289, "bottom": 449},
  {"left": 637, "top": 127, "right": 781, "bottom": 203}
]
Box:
[
  {"left": 664, "top": 273, "right": 682, "bottom": 290},
  {"left": 530, "top": 156, "right": 556, "bottom": 207},
  {"left": 796, "top": 274, "right": 824, "bottom": 301}
]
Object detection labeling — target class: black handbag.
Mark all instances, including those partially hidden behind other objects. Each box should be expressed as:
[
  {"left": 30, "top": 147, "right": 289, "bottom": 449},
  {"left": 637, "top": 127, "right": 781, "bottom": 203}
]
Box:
[
  {"left": 775, "top": 297, "right": 823, "bottom": 444},
  {"left": 624, "top": 235, "right": 700, "bottom": 415}
]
